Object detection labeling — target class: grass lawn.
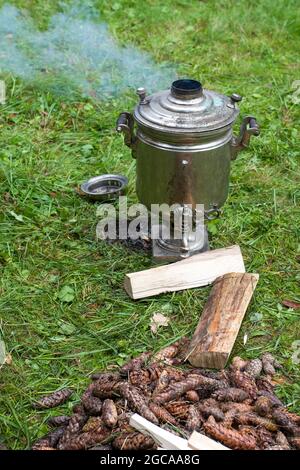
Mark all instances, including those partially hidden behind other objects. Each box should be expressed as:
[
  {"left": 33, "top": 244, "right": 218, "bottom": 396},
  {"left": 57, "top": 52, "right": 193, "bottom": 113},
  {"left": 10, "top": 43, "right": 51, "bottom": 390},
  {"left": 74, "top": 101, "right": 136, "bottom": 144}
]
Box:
[{"left": 0, "top": 0, "right": 299, "bottom": 449}]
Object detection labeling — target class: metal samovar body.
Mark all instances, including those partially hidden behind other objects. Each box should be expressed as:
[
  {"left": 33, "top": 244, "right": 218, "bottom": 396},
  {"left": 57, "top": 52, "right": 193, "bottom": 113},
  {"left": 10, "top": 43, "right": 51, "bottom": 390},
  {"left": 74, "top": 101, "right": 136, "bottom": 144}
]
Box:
[{"left": 117, "top": 79, "right": 259, "bottom": 260}]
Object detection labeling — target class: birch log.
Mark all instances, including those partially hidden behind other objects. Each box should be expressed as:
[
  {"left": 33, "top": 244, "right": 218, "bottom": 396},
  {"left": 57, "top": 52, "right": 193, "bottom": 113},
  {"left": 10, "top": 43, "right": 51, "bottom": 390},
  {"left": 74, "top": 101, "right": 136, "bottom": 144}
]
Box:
[{"left": 124, "top": 245, "right": 245, "bottom": 300}]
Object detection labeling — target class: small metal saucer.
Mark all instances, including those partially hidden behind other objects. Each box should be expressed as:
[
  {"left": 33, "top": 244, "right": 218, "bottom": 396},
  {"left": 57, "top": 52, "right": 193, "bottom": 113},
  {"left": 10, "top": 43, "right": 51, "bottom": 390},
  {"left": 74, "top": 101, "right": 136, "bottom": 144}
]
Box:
[{"left": 80, "top": 174, "right": 128, "bottom": 201}]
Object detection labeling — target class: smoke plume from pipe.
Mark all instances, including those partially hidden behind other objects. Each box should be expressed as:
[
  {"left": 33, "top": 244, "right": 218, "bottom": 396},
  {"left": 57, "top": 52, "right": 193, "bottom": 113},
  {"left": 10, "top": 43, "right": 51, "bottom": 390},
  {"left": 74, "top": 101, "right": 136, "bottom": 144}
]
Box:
[{"left": 0, "top": 2, "right": 176, "bottom": 99}]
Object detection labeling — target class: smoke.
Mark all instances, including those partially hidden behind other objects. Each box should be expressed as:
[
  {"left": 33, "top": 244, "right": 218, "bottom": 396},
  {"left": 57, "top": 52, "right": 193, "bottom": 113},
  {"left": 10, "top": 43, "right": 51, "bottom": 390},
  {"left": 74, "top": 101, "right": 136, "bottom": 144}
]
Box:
[{"left": 0, "top": 2, "right": 176, "bottom": 99}]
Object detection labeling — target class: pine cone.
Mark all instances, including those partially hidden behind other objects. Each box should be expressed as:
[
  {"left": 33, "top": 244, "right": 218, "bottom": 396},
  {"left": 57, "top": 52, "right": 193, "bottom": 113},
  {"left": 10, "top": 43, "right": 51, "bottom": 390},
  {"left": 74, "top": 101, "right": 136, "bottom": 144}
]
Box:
[
  {"left": 145, "top": 364, "right": 163, "bottom": 382},
  {"left": 48, "top": 426, "right": 66, "bottom": 447},
  {"left": 198, "top": 397, "right": 219, "bottom": 407},
  {"left": 59, "top": 429, "right": 109, "bottom": 450},
  {"left": 276, "top": 408, "right": 300, "bottom": 425},
  {"left": 62, "top": 413, "right": 88, "bottom": 435},
  {"left": 203, "top": 415, "right": 257, "bottom": 450},
  {"left": 72, "top": 403, "right": 86, "bottom": 415},
  {"left": 82, "top": 416, "right": 103, "bottom": 433},
  {"left": 154, "top": 374, "right": 223, "bottom": 404},
  {"left": 191, "top": 369, "right": 230, "bottom": 383},
  {"left": 163, "top": 357, "right": 184, "bottom": 366},
  {"left": 102, "top": 399, "right": 118, "bottom": 428},
  {"left": 47, "top": 415, "right": 70, "bottom": 428},
  {"left": 93, "top": 379, "right": 122, "bottom": 399},
  {"left": 257, "top": 390, "right": 283, "bottom": 407},
  {"left": 197, "top": 388, "right": 214, "bottom": 400},
  {"left": 115, "top": 420, "right": 135, "bottom": 434},
  {"left": 152, "top": 345, "right": 179, "bottom": 363},
  {"left": 235, "top": 412, "right": 278, "bottom": 432},
  {"left": 119, "top": 383, "right": 159, "bottom": 424},
  {"left": 212, "top": 388, "right": 249, "bottom": 403},
  {"left": 187, "top": 371, "right": 229, "bottom": 393},
  {"left": 289, "top": 437, "right": 300, "bottom": 449},
  {"left": 152, "top": 370, "right": 170, "bottom": 398},
  {"left": 165, "top": 367, "right": 186, "bottom": 382},
  {"left": 165, "top": 401, "right": 190, "bottom": 420},
  {"left": 255, "top": 427, "right": 276, "bottom": 449},
  {"left": 230, "top": 370, "right": 258, "bottom": 399},
  {"left": 262, "top": 352, "right": 276, "bottom": 362},
  {"left": 43, "top": 426, "right": 65, "bottom": 447},
  {"left": 120, "top": 352, "right": 151, "bottom": 376},
  {"left": 262, "top": 353, "right": 276, "bottom": 376},
  {"left": 238, "top": 425, "right": 259, "bottom": 442},
  {"left": 186, "top": 405, "right": 202, "bottom": 432},
  {"left": 230, "top": 356, "right": 248, "bottom": 372},
  {"left": 198, "top": 403, "right": 225, "bottom": 422},
  {"left": 57, "top": 413, "right": 88, "bottom": 449},
  {"left": 185, "top": 390, "right": 200, "bottom": 402},
  {"left": 82, "top": 395, "right": 103, "bottom": 415},
  {"left": 245, "top": 359, "right": 263, "bottom": 378},
  {"left": 152, "top": 338, "right": 188, "bottom": 363},
  {"left": 32, "top": 427, "right": 65, "bottom": 449},
  {"left": 113, "top": 432, "right": 155, "bottom": 450},
  {"left": 148, "top": 402, "right": 178, "bottom": 426},
  {"left": 237, "top": 423, "right": 274, "bottom": 450},
  {"left": 254, "top": 396, "right": 273, "bottom": 416},
  {"left": 220, "top": 402, "right": 253, "bottom": 414},
  {"left": 222, "top": 409, "right": 237, "bottom": 428},
  {"left": 272, "top": 409, "right": 298, "bottom": 435},
  {"left": 261, "top": 353, "right": 282, "bottom": 373},
  {"left": 81, "top": 384, "right": 103, "bottom": 415},
  {"left": 217, "top": 369, "right": 231, "bottom": 384},
  {"left": 256, "top": 376, "right": 275, "bottom": 394},
  {"left": 90, "top": 372, "right": 120, "bottom": 382},
  {"left": 32, "top": 388, "right": 73, "bottom": 409},
  {"left": 129, "top": 369, "right": 152, "bottom": 385},
  {"left": 275, "top": 431, "right": 291, "bottom": 449}
]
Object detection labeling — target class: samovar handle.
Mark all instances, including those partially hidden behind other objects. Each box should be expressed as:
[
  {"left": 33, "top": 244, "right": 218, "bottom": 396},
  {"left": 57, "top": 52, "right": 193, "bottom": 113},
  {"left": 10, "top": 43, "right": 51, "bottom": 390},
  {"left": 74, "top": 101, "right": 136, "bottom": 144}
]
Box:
[
  {"left": 116, "top": 112, "right": 136, "bottom": 154},
  {"left": 231, "top": 115, "right": 260, "bottom": 160}
]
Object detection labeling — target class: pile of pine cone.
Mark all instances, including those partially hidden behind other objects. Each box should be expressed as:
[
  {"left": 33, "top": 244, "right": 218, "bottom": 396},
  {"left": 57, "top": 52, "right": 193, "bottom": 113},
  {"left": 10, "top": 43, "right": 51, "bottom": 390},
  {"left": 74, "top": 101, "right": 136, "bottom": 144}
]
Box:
[{"left": 31, "top": 339, "right": 300, "bottom": 450}]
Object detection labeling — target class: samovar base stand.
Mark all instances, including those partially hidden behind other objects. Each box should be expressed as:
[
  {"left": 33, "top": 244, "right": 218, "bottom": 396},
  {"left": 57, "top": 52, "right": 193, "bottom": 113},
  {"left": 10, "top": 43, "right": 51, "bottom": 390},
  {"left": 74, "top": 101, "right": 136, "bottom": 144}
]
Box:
[{"left": 151, "top": 225, "right": 209, "bottom": 262}]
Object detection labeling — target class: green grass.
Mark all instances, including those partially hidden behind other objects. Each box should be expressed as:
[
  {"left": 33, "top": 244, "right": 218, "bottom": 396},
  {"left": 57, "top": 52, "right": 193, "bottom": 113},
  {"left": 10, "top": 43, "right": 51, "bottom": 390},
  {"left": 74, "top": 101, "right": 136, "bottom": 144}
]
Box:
[{"left": 0, "top": 0, "right": 300, "bottom": 449}]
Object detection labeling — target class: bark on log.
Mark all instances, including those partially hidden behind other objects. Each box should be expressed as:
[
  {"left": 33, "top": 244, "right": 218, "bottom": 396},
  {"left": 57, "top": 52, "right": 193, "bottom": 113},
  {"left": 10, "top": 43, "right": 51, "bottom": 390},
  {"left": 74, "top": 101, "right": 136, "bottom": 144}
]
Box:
[{"left": 186, "top": 273, "right": 259, "bottom": 369}]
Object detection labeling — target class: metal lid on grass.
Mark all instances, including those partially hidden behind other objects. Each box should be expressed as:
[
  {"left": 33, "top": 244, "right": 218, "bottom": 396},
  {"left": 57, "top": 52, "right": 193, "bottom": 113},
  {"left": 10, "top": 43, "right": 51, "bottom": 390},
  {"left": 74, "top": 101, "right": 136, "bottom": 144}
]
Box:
[{"left": 80, "top": 174, "right": 128, "bottom": 201}]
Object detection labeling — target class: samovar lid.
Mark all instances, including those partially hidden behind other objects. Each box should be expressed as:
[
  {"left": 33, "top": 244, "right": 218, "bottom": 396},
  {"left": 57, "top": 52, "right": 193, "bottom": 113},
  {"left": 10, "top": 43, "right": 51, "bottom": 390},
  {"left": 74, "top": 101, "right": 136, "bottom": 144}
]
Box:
[{"left": 134, "top": 79, "right": 240, "bottom": 133}]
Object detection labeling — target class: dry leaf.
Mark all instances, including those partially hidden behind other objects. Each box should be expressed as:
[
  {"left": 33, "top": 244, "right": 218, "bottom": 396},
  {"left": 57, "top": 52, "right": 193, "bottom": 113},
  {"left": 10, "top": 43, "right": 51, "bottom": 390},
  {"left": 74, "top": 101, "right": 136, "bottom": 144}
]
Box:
[
  {"left": 271, "top": 376, "right": 288, "bottom": 385},
  {"left": 282, "top": 300, "right": 300, "bottom": 310},
  {"left": 150, "top": 313, "right": 170, "bottom": 334},
  {"left": 5, "top": 353, "right": 12, "bottom": 365}
]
